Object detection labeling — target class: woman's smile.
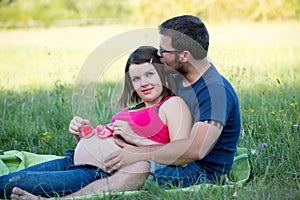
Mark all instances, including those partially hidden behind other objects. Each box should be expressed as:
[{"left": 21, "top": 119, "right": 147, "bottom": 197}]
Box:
[{"left": 141, "top": 87, "right": 154, "bottom": 95}]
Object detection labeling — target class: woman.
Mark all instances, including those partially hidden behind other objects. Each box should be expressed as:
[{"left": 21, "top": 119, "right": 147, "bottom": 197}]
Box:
[{"left": 0, "top": 46, "right": 192, "bottom": 199}]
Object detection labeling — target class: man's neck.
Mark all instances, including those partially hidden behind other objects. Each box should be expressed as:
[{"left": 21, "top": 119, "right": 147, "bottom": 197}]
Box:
[{"left": 184, "top": 57, "right": 211, "bottom": 84}]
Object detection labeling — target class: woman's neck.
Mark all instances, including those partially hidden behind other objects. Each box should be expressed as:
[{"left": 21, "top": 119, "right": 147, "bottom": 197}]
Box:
[{"left": 144, "top": 96, "right": 163, "bottom": 108}]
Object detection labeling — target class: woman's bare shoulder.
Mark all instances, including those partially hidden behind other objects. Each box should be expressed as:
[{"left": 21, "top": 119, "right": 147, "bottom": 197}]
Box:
[{"left": 162, "top": 96, "right": 186, "bottom": 107}]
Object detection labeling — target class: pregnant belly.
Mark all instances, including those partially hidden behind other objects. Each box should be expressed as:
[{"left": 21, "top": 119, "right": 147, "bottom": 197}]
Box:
[{"left": 74, "top": 134, "right": 120, "bottom": 172}]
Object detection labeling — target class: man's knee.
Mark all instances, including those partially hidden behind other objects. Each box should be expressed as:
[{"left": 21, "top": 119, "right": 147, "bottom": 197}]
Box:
[
  {"left": 122, "top": 161, "right": 150, "bottom": 179},
  {"left": 115, "top": 161, "right": 150, "bottom": 190}
]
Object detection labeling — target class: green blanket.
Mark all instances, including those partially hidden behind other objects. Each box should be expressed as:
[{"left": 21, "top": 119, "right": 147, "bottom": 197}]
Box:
[
  {"left": 0, "top": 148, "right": 251, "bottom": 199},
  {"left": 0, "top": 150, "right": 62, "bottom": 176}
]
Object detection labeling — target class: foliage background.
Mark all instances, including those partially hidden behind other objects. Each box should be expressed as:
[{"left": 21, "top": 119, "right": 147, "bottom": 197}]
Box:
[{"left": 0, "top": 0, "right": 300, "bottom": 28}]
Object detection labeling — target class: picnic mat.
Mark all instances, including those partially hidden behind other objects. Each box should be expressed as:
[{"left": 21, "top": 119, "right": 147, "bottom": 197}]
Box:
[
  {"left": 0, "top": 148, "right": 251, "bottom": 199},
  {"left": 0, "top": 150, "right": 63, "bottom": 176}
]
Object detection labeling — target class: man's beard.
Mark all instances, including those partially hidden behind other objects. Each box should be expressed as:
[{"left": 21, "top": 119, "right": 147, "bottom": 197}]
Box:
[{"left": 173, "top": 54, "right": 187, "bottom": 75}]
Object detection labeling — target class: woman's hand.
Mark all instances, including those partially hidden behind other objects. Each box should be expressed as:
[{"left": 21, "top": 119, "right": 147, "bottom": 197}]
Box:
[
  {"left": 113, "top": 120, "right": 157, "bottom": 146},
  {"left": 113, "top": 120, "right": 138, "bottom": 145},
  {"left": 69, "top": 116, "right": 90, "bottom": 142}
]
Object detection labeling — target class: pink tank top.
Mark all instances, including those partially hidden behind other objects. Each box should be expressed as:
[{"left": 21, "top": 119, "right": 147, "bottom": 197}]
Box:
[{"left": 111, "top": 96, "right": 172, "bottom": 144}]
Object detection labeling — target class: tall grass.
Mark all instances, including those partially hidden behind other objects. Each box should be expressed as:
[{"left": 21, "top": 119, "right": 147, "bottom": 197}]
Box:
[{"left": 0, "top": 21, "right": 299, "bottom": 199}]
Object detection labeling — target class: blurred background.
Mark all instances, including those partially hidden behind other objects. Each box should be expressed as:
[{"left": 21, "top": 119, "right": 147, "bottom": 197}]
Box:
[{"left": 0, "top": 0, "right": 299, "bottom": 28}]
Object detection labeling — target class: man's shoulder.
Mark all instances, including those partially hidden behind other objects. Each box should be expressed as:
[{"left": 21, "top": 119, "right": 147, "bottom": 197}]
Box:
[{"left": 203, "top": 66, "right": 238, "bottom": 97}]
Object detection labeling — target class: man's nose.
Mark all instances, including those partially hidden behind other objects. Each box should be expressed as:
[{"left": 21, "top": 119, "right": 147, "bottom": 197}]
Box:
[{"left": 157, "top": 50, "right": 163, "bottom": 58}]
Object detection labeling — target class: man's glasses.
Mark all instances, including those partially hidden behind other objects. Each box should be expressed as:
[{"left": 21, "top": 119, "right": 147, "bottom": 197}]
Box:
[{"left": 158, "top": 48, "right": 182, "bottom": 57}]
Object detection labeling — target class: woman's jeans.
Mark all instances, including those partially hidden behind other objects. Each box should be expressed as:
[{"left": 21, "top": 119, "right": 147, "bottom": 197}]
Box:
[
  {"left": 0, "top": 152, "right": 218, "bottom": 198},
  {"left": 0, "top": 151, "right": 109, "bottom": 198}
]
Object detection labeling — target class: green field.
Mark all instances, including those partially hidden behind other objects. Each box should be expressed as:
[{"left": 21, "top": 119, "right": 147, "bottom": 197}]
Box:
[{"left": 0, "top": 21, "right": 299, "bottom": 199}]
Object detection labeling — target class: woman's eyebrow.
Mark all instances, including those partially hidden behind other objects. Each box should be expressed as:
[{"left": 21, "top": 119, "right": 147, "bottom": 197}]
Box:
[{"left": 145, "top": 69, "right": 156, "bottom": 73}]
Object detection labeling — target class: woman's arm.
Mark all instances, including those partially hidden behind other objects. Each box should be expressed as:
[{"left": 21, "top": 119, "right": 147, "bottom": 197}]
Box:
[
  {"left": 113, "top": 96, "right": 192, "bottom": 146},
  {"left": 159, "top": 96, "right": 192, "bottom": 141},
  {"left": 158, "top": 96, "right": 192, "bottom": 167}
]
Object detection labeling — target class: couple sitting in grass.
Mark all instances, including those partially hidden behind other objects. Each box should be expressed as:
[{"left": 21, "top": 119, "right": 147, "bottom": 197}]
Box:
[{"left": 0, "top": 15, "right": 241, "bottom": 199}]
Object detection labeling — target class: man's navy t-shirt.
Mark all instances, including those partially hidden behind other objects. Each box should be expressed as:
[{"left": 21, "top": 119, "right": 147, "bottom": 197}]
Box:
[{"left": 175, "top": 65, "right": 241, "bottom": 178}]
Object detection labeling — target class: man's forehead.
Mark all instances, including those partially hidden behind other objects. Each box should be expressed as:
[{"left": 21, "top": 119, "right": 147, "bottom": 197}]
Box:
[{"left": 160, "top": 35, "right": 172, "bottom": 48}]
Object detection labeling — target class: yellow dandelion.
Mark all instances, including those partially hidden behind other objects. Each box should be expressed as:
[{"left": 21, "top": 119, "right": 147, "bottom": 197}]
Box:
[
  {"left": 258, "top": 125, "right": 262, "bottom": 129},
  {"left": 288, "top": 122, "right": 293, "bottom": 125},
  {"left": 43, "top": 132, "right": 49, "bottom": 137},
  {"left": 279, "top": 110, "right": 284, "bottom": 113},
  {"left": 42, "top": 132, "right": 51, "bottom": 141},
  {"left": 249, "top": 109, "right": 254, "bottom": 113},
  {"left": 290, "top": 103, "right": 296, "bottom": 108},
  {"left": 271, "top": 111, "right": 276, "bottom": 115}
]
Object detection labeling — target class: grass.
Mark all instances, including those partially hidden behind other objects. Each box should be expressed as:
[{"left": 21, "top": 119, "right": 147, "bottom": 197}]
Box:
[{"left": 0, "top": 21, "right": 299, "bottom": 199}]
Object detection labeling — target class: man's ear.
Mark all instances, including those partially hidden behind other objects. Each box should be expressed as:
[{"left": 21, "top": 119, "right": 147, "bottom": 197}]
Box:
[{"left": 180, "top": 51, "right": 191, "bottom": 62}]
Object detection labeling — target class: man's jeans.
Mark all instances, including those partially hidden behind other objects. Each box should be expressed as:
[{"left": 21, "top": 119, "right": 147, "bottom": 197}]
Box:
[
  {"left": 0, "top": 152, "right": 109, "bottom": 198},
  {"left": 144, "top": 161, "right": 213, "bottom": 189}
]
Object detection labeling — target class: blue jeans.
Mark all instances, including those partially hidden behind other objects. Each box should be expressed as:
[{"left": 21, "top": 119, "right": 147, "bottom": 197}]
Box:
[
  {"left": 143, "top": 161, "right": 213, "bottom": 189},
  {"left": 0, "top": 151, "right": 109, "bottom": 198}
]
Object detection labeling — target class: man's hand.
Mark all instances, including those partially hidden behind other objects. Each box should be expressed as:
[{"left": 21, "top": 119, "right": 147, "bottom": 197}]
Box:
[{"left": 103, "top": 139, "right": 143, "bottom": 173}]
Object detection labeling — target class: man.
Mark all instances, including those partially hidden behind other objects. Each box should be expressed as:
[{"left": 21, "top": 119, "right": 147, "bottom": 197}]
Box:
[
  {"left": 105, "top": 14, "right": 241, "bottom": 187},
  {"left": 10, "top": 15, "right": 241, "bottom": 199}
]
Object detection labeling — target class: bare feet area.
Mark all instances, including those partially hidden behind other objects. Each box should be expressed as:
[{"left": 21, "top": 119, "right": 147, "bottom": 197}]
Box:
[{"left": 10, "top": 187, "right": 42, "bottom": 200}]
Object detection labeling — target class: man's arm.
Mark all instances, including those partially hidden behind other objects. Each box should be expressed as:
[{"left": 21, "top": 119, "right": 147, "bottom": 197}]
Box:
[
  {"left": 104, "top": 120, "right": 223, "bottom": 171},
  {"left": 151, "top": 120, "right": 223, "bottom": 165}
]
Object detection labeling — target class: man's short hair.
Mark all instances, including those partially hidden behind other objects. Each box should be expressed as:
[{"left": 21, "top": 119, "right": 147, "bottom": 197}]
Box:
[{"left": 159, "top": 15, "right": 209, "bottom": 60}]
